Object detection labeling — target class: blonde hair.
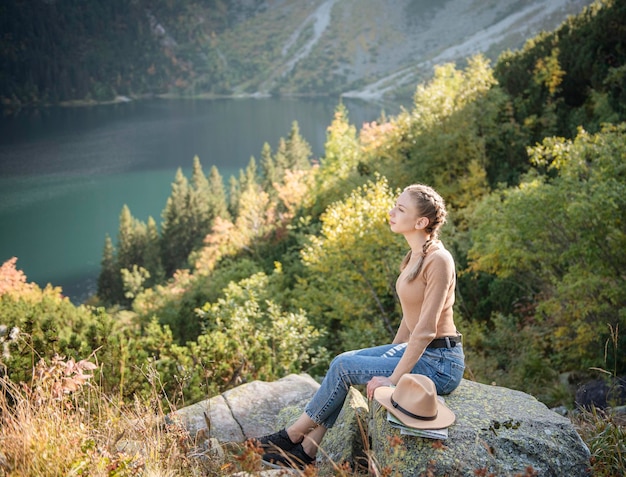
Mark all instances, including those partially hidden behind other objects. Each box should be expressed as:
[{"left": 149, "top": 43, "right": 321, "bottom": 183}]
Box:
[{"left": 400, "top": 184, "right": 448, "bottom": 282}]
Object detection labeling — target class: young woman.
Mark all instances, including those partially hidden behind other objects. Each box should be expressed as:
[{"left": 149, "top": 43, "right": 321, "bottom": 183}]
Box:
[{"left": 256, "top": 184, "right": 465, "bottom": 469}]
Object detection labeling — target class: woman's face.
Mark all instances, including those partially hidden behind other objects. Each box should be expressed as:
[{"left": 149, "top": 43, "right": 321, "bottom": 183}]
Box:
[{"left": 389, "top": 190, "right": 421, "bottom": 234}]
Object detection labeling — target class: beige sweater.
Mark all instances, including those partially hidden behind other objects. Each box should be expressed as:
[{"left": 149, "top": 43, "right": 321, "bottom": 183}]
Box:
[{"left": 389, "top": 242, "right": 457, "bottom": 384}]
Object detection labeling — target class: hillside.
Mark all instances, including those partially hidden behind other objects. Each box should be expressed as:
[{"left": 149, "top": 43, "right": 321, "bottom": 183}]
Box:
[
  {"left": 0, "top": 0, "right": 594, "bottom": 107},
  {"left": 212, "top": 0, "right": 594, "bottom": 98}
]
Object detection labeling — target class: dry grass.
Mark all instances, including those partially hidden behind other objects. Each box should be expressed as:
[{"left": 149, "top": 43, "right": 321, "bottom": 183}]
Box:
[
  {"left": 0, "top": 353, "right": 385, "bottom": 477},
  {"left": 0, "top": 355, "right": 221, "bottom": 477},
  {"left": 571, "top": 406, "right": 626, "bottom": 477},
  {"left": 1, "top": 355, "right": 624, "bottom": 476}
]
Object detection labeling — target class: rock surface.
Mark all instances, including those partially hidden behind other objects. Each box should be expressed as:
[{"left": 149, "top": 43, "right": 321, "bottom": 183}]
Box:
[
  {"left": 370, "top": 379, "right": 591, "bottom": 476},
  {"left": 172, "top": 374, "right": 591, "bottom": 476},
  {"left": 168, "top": 373, "right": 320, "bottom": 442}
]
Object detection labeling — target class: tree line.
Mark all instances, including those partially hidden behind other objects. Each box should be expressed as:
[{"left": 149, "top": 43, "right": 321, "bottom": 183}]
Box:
[
  {"left": 0, "top": 0, "right": 249, "bottom": 106},
  {"left": 97, "top": 121, "right": 312, "bottom": 307}
]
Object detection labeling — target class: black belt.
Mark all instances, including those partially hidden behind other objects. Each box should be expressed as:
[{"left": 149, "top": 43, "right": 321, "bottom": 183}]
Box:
[{"left": 428, "top": 335, "right": 462, "bottom": 349}]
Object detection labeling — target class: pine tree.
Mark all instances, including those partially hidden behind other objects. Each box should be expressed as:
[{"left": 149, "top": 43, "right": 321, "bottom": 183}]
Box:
[
  {"left": 190, "top": 155, "right": 213, "bottom": 247},
  {"left": 207, "top": 165, "right": 230, "bottom": 221},
  {"left": 313, "top": 103, "right": 360, "bottom": 215},
  {"left": 97, "top": 235, "right": 122, "bottom": 304},
  {"left": 241, "top": 156, "right": 258, "bottom": 193},
  {"left": 144, "top": 216, "right": 164, "bottom": 285},
  {"left": 260, "top": 142, "right": 278, "bottom": 192},
  {"left": 160, "top": 168, "right": 192, "bottom": 275},
  {"left": 274, "top": 137, "right": 289, "bottom": 180},
  {"left": 285, "top": 120, "right": 312, "bottom": 170},
  {"left": 117, "top": 204, "right": 147, "bottom": 270},
  {"left": 228, "top": 175, "right": 240, "bottom": 217}
]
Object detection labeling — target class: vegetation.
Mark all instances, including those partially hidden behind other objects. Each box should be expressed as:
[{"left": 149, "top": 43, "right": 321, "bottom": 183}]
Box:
[{"left": 2, "top": 0, "right": 626, "bottom": 475}]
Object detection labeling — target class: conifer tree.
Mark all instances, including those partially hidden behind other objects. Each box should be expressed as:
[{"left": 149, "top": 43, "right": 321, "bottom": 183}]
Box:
[
  {"left": 110, "top": 205, "right": 154, "bottom": 304},
  {"left": 228, "top": 175, "right": 240, "bottom": 217},
  {"left": 236, "top": 184, "right": 272, "bottom": 249},
  {"left": 97, "top": 235, "right": 122, "bottom": 304},
  {"left": 207, "top": 165, "right": 230, "bottom": 221},
  {"left": 144, "top": 216, "right": 164, "bottom": 285},
  {"left": 191, "top": 155, "right": 210, "bottom": 197},
  {"left": 160, "top": 168, "right": 193, "bottom": 275},
  {"left": 190, "top": 155, "right": 213, "bottom": 247},
  {"left": 260, "top": 142, "right": 278, "bottom": 192},
  {"left": 258, "top": 123, "right": 313, "bottom": 203},
  {"left": 312, "top": 103, "right": 360, "bottom": 215},
  {"left": 285, "top": 120, "right": 313, "bottom": 170},
  {"left": 117, "top": 204, "right": 147, "bottom": 270},
  {"left": 274, "top": 137, "right": 289, "bottom": 180},
  {"left": 241, "top": 156, "right": 258, "bottom": 193},
  {"left": 153, "top": 160, "right": 229, "bottom": 280}
]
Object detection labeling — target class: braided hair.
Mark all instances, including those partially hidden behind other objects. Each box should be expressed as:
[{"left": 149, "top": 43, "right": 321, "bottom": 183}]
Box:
[{"left": 400, "top": 184, "right": 448, "bottom": 282}]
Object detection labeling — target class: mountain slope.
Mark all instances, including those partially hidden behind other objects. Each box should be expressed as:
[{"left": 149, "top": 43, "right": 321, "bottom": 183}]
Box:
[
  {"left": 0, "top": 0, "right": 596, "bottom": 106},
  {"left": 198, "top": 0, "right": 594, "bottom": 98}
]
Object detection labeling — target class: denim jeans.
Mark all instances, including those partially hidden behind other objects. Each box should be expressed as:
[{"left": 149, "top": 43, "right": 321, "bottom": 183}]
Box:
[{"left": 304, "top": 342, "right": 465, "bottom": 428}]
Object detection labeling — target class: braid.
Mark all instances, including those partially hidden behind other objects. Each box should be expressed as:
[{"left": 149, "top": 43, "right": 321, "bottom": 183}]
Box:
[{"left": 400, "top": 184, "right": 448, "bottom": 282}]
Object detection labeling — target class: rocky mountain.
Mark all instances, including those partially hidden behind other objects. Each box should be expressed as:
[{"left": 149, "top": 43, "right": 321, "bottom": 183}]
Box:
[
  {"left": 0, "top": 0, "right": 596, "bottom": 106},
  {"left": 186, "top": 0, "right": 595, "bottom": 99}
]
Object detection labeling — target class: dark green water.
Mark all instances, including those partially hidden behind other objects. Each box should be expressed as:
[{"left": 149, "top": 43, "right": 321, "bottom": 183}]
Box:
[{"left": 0, "top": 97, "right": 399, "bottom": 303}]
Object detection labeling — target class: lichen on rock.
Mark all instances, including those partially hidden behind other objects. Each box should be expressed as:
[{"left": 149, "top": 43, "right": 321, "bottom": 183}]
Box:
[{"left": 369, "top": 379, "right": 591, "bottom": 476}]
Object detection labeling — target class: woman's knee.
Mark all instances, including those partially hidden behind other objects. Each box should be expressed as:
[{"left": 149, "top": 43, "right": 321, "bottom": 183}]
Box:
[{"left": 328, "top": 352, "right": 353, "bottom": 378}]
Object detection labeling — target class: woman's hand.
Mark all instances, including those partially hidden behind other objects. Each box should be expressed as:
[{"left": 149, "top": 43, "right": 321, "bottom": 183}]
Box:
[{"left": 366, "top": 376, "right": 394, "bottom": 400}]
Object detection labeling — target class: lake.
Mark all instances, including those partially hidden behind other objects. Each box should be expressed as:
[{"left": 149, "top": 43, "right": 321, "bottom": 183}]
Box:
[{"left": 0, "top": 97, "right": 401, "bottom": 303}]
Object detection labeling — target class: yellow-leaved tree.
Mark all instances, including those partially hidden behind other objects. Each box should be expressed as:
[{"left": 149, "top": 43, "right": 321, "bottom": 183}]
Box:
[{"left": 297, "top": 177, "right": 406, "bottom": 354}]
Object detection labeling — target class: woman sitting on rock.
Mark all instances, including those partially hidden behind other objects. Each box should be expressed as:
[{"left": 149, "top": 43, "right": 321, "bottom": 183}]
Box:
[{"left": 253, "top": 183, "right": 465, "bottom": 469}]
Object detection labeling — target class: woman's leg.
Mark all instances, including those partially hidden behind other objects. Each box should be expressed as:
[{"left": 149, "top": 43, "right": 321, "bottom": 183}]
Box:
[
  {"left": 301, "top": 343, "right": 465, "bottom": 431},
  {"left": 281, "top": 413, "right": 329, "bottom": 457},
  {"left": 284, "top": 412, "right": 319, "bottom": 443},
  {"left": 304, "top": 343, "right": 405, "bottom": 429},
  {"left": 302, "top": 424, "right": 327, "bottom": 457},
  {"left": 265, "top": 343, "right": 464, "bottom": 460},
  {"left": 410, "top": 346, "right": 465, "bottom": 394}
]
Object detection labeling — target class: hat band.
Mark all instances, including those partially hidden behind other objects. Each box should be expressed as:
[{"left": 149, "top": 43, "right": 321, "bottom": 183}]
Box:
[{"left": 390, "top": 395, "right": 438, "bottom": 421}]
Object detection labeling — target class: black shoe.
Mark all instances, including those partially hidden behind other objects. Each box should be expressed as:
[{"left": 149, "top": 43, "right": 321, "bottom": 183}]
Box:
[
  {"left": 262, "top": 443, "right": 316, "bottom": 470},
  {"left": 249, "top": 428, "right": 301, "bottom": 452}
]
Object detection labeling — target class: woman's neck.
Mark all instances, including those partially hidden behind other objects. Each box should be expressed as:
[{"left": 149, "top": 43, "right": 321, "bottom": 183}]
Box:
[{"left": 406, "top": 233, "right": 432, "bottom": 257}]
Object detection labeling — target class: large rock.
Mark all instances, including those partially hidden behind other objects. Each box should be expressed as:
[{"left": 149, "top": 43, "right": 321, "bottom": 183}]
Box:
[
  {"left": 172, "top": 375, "right": 591, "bottom": 476},
  {"left": 370, "top": 379, "right": 591, "bottom": 476},
  {"left": 168, "top": 373, "right": 320, "bottom": 442},
  {"left": 575, "top": 376, "right": 626, "bottom": 409}
]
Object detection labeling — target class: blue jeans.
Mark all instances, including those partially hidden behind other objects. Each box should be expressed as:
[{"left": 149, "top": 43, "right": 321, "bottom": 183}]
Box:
[{"left": 304, "top": 342, "right": 465, "bottom": 428}]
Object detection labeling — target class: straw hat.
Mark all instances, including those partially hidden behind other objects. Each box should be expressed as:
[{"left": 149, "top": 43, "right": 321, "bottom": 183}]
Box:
[{"left": 374, "top": 374, "right": 455, "bottom": 430}]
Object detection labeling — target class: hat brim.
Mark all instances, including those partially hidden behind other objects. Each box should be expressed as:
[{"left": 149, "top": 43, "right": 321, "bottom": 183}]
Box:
[{"left": 374, "top": 386, "right": 455, "bottom": 430}]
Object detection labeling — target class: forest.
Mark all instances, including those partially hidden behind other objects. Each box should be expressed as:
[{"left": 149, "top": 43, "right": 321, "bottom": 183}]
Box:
[{"left": 1, "top": 0, "right": 625, "bottom": 475}]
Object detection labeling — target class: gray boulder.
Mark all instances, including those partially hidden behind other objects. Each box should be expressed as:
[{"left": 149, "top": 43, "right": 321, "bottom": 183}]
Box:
[
  {"left": 370, "top": 379, "right": 591, "bottom": 476},
  {"left": 172, "top": 375, "right": 591, "bottom": 476},
  {"left": 168, "top": 373, "right": 320, "bottom": 442}
]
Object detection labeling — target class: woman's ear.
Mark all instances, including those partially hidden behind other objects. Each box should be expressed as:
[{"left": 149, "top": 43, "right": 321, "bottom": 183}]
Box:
[{"left": 415, "top": 217, "right": 429, "bottom": 230}]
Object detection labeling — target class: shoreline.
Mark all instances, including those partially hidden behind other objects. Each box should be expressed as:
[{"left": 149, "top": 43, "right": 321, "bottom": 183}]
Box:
[{"left": 2, "top": 89, "right": 399, "bottom": 116}]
